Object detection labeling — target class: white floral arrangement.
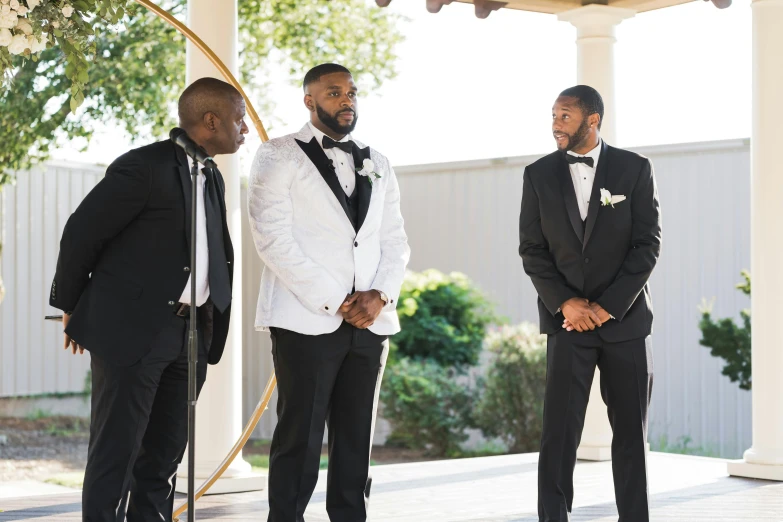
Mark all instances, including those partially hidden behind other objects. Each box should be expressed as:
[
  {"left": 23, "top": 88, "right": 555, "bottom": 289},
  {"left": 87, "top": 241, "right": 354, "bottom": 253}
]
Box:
[
  {"left": 356, "top": 158, "right": 381, "bottom": 185},
  {"left": 1, "top": 0, "right": 129, "bottom": 111}
]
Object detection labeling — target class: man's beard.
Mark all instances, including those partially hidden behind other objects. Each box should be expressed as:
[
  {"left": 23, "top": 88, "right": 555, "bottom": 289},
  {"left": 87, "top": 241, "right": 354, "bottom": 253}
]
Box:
[
  {"left": 563, "top": 118, "right": 590, "bottom": 152},
  {"left": 316, "top": 104, "right": 358, "bottom": 135}
]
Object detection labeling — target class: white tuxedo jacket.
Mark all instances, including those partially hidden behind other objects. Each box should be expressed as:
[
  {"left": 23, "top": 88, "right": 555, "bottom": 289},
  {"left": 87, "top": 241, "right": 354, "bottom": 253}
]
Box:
[{"left": 248, "top": 124, "right": 410, "bottom": 336}]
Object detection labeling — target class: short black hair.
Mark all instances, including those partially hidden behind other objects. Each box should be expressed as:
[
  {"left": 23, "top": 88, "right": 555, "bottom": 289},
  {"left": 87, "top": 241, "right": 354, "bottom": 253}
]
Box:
[
  {"left": 559, "top": 85, "right": 604, "bottom": 129},
  {"left": 303, "top": 63, "right": 352, "bottom": 91},
  {"left": 178, "top": 77, "right": 242, "bottom": 127}
]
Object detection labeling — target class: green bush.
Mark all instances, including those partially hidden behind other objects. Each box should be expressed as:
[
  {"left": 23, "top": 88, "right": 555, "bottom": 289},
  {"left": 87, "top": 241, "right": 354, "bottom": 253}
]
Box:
[
  {"left": 393, "top": 269, "right": 501, "bottom": 371},
  {"left": 698, "top": 270, "right": 751, "bottom": 390},
  {"left": 380, "top": 357, "right": 474, "bottom": 457},
  {"left": 474, "top": 323, "right": 547, "bottom": 453}
]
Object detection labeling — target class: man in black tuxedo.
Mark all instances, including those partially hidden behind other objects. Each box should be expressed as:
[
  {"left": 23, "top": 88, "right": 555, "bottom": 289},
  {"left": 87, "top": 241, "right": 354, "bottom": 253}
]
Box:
[
  {"left": 49, "top": 77, "right": 248, "bottom": 521},
  {"left": 519, "top": 85, "right": 661, "bottom": 522}
]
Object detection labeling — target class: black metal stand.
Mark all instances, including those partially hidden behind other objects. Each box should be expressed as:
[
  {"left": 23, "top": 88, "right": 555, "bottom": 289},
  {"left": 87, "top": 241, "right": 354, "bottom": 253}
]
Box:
[{"left": 187, "top": 158, "right": 199, "bottom": 522}]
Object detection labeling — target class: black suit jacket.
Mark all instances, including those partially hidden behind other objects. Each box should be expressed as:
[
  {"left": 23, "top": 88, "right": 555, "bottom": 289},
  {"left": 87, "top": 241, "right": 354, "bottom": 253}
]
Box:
[
  {"left": 49, "top": 140, "right": 234, "bottom": 366},
  {"left": 519, "top": 141, "right": 661, "bottom": 342}
]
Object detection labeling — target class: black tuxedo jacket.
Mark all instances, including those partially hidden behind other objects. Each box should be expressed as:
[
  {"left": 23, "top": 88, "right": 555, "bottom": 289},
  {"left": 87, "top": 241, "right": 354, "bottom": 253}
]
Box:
[
  {"left": 49, "top": 140, "right": 234, "bottom": 366},
  {"left": 519, "top": 141, "right": 661, "bottom": 342}
]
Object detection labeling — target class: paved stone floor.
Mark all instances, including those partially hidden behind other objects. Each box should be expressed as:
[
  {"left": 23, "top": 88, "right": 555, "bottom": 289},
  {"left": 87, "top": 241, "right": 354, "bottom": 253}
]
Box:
[{"left": 1, "top": 452, "right": 781, "bottom": 521}]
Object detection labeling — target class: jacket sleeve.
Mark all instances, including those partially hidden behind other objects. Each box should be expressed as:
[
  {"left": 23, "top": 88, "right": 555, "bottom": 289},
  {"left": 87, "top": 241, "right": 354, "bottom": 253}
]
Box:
[
  {"left": 595, "top": 158, "right": 662, "bottom": 321},
  {"left": 518, "top": 166, "right": 580, "bottom": 315},
  {"left": 370, "top": 164, "right": 411, "bottom": 310},
  {"left": 247, "top": 143, "right": 347, "bottom": 315},
  {"left": 49, "top": 150, "right": 152, "bottom": 312}
]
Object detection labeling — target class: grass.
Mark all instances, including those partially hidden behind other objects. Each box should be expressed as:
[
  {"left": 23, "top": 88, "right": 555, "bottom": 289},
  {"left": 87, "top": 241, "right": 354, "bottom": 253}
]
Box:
[
  {"left": 25, "top": 408, "right": 53, "bottom": 421},
  {"left": 45, "top": 472, "right": 85, "bottom": 489},
  {"left": 650, "top": 434, "right": 720, "bottom": 458}
]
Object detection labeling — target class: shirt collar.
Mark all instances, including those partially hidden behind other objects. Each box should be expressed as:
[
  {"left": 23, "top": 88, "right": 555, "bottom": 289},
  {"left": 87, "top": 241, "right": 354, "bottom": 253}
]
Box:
[
  {"left": 308, "top": 121, "right": 353, "bottom": 151},
  {"left": 567, "top": 139, "right": 602, "bottom": 166}
]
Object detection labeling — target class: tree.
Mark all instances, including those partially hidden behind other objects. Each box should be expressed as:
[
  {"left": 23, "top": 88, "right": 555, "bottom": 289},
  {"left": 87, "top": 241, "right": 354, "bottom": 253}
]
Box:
[
  {"left": 1, "top": 0, "right": 405, "bottom": 186},
  {"left": 698, "top": 270, "right": 751, "bottom": 390},
  {"left": 0, "top": 0, "right": 405, "bottom": 304}
]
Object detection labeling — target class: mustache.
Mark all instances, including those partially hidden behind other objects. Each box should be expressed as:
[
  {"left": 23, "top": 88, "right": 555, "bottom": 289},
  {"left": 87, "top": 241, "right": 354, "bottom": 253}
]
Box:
[{"left": 338, "top": 109, "right": 355, "bottom": 116}]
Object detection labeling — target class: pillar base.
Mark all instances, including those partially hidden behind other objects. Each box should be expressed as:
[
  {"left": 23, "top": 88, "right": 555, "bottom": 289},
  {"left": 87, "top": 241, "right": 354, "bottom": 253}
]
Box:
[
  {"left": 577, "top": 445, "right": 612, "bottom": 461},
  {"left": 175, "top": 470, "right": 267, "bottom": 495},
  {"left": 728, "top": 460, "right": 783, "bottom": 482}
]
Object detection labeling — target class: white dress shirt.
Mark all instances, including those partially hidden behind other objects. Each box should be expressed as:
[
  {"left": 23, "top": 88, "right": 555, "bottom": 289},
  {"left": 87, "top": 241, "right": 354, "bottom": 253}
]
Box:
[
  {"left": 567, "top": 140, "right": 602, "bottom": 221},
  {"left": 308, "top": 122, "right": 356, "bottom": 196},
  {"left": 179, "top": 164, "right": 210, "bottom": 306}
]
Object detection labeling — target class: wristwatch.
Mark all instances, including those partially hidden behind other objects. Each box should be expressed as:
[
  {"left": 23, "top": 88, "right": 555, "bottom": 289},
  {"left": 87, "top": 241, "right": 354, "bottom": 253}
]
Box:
[{"left": 375, "top": 290, "right": 389, "bottom": 306}]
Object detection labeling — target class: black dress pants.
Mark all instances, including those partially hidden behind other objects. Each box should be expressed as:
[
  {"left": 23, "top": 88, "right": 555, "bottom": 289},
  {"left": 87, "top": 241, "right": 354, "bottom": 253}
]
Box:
[
  {"left": 81, "top": 312, "right": 208, "bottom": 522},
  {"left": 537, "top": 329, "right": 653, "bottom": 522},
  {"left": 267, "top": 321, "right": 389, "bottom": 522}
]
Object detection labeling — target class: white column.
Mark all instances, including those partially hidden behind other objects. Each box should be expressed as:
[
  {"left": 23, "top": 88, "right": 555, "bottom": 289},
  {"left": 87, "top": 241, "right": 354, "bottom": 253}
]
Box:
[
  {"left": 727, "top": 0, "right": 783, "bottom": 482},
  {"left": 176, "top": 0, "right": 266, "bottom": 494},
  {"left": 558, "top": 4, "right": 635, "bottom": 462}
]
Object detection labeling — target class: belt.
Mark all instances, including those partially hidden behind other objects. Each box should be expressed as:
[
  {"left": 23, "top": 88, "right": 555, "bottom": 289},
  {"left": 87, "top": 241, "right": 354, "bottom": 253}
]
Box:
[{"left": 175, "top": 303, "right": 194, "bottom": 317}]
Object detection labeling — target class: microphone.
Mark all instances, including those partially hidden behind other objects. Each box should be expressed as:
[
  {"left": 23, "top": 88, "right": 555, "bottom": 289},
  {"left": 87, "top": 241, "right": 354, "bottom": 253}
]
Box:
[{"left": 170, "top": 127, "right": 217, "bottom": 168}]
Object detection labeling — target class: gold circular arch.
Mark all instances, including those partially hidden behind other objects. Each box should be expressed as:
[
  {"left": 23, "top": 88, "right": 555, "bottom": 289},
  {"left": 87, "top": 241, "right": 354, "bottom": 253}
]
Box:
[{"left": 133, "top": 1, "right": 277, "bottom": 518}]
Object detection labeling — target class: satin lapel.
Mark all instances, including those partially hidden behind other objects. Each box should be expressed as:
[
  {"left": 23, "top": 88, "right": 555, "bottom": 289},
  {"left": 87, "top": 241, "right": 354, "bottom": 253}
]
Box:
[
  {"left": 556, "top": 153, "right": 585, "bottom": 243},
  {"left": 583, "top": 141, "right": 609, "bottom": 251},
  {"left": 353, "top": 145, "right": 373, "bottom": 232},
  {"left": 295, "top": 137, "right": 355, "bottom": 228},
  {"left": 175, "top": 144, "right": 194, "bottom": 254}
]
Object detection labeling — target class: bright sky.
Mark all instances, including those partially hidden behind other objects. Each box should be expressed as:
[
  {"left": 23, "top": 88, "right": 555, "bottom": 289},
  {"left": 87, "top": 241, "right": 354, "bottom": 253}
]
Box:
[{"left": 53, "top": 0, "right": 751, "bottom": 169}]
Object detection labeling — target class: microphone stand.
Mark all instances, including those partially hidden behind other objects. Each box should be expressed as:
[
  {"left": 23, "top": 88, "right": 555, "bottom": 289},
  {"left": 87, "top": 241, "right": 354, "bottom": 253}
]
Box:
[{"left": 187, "top": 157, "right": 199, "bottom": 522}]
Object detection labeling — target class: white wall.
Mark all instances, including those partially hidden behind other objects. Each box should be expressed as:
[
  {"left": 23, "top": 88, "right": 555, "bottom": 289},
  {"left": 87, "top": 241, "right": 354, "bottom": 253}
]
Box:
[{"left": 2, "top": 139, "right": 752, "bottom": 457}]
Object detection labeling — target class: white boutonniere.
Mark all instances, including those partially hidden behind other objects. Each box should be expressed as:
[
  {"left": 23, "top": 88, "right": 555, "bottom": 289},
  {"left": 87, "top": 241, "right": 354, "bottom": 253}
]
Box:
[
  {"left": 600, "top": 188, "right": 626, "bottom": 207},
  {"left": 356, "top": 158, "right": 381, "bottom": 185}
]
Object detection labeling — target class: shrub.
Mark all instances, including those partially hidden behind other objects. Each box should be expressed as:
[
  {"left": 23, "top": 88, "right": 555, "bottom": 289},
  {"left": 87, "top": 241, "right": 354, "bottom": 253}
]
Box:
[
  {"left": 393, "top": 269, "right": 501, "bottom": 371},
  {"left": 380, "top": 357, "right": 474, "bottom": 457},
  {"left": 698, "top": 270, "right": 751, "bottom": 390},
  {"left": 474, "top": 323, "right": 547, "bottom": 453}
]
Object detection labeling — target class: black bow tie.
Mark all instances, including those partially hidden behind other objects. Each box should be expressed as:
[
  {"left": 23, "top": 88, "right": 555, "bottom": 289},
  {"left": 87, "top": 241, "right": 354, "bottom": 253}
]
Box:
[
  {"left": 322, "top": 135, "right": 355, "bottom": 155},
  {"left": 565, "top": 154, "right": 594, "bottom": 168}
]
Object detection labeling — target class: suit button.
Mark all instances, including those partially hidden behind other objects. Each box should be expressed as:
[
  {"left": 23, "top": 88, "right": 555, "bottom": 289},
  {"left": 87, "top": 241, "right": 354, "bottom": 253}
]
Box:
[
  {"left": 584, "top": 258, "right": 590, "bottom": 264},
  {"left": 184, "top": 267, "right": 190, "bottom": 272},
  {"left": 354, "top": 241, "right": 359, "bottom": 247},
  {"left": 325, "top": 306, "right": 329, "bottom": 311},
  {"left": 168, "top": 301, "right": 175, "bottom": 306}
]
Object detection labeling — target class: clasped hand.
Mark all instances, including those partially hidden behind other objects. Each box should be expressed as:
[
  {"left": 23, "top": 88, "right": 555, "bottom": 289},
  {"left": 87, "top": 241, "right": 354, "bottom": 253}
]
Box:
[
  {"left": 339, "top": 290, "right": 384, "bottom": 329},
  {"left": 561, "top": 297, "right": 612, "bottom": 332}
]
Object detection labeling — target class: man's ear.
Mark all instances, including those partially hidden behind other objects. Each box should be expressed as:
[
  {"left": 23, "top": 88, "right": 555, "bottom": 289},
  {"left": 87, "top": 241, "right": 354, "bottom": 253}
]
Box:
[
  {"left": 304, "top": 94, "right": 315, "bottom": 113},
  {"left": 203, "top": 111, "right": 219, "bottom": 132}
]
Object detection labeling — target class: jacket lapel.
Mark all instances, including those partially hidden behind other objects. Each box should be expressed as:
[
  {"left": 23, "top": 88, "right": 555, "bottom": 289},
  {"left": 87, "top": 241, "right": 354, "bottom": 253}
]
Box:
[
  {"left": 352, "top": 145, "right": 373, "bottom": 231},
  {"left": 295, "top": 137, "right": 356, "bottom": 229},
  {"left": 556, "top": 153, "right": 585, "bottom": 243},
  {"left": 583, "top": 140, "right": 609, "bottom": 251},
  {"left": 174, "top": 142, "right": 194, "bottom": 254}
]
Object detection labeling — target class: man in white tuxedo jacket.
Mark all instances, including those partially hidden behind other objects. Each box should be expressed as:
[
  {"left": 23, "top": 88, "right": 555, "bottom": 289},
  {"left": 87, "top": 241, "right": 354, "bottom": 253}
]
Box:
[{"left": 248, "top": 63, "right": 410, "bottom": 522}]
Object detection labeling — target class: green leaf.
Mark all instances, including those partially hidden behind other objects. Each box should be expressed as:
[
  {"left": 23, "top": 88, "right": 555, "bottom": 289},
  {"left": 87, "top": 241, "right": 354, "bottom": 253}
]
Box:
[{"left": 78, "top": 69, "right": 88, "bottom": 83}]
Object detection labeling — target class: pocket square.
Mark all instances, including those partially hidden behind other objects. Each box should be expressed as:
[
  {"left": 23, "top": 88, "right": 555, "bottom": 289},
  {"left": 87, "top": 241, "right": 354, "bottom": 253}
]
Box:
[{"left": 599, "top": 188, "right": 626, "bottom": 207}]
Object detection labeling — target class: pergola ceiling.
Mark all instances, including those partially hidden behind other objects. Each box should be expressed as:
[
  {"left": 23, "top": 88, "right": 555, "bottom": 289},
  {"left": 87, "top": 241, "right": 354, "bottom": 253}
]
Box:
[{"left": 375, "top": 0, "right": 731, "bottom": 18}]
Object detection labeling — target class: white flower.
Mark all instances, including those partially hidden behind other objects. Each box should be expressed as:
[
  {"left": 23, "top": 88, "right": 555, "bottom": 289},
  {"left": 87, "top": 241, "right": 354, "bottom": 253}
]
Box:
[
  {"left": 8, "top": 0, "right": 18, "bottom": 10},
  {"left": 0, "top": 5, "right": 11, "bottom": 14},
  {"left": 51, "top": 20, "right": 59, "bottom": 28},
  {"left": 0, "top": 12, "right": 15, "bottom": 29},
  {"left": 15, "top": 16, "right": 31, "bottom": 34},
  {"left": 0, "top": 27, "right": 11, "bottom": 46},
  {"left": 15, "top": 5, "right": 25, "bottom": 15},
  {"left": 356, "top": 157, "right": 381, "bottom": 185},
  {"left": 7, "top": 32, "right": 28, "bottom": 54},
  {"left": 0, "top": 0, "right": 9, "bottom": 5},
  {"left": 26, "top": 0, "right": 39, "bottom": 10},
  {"left": 29, "top": 33, "right": 45, "bottom": 52},
  {"left": 61, "top": 4, "right": 74, "bottom": 17}
]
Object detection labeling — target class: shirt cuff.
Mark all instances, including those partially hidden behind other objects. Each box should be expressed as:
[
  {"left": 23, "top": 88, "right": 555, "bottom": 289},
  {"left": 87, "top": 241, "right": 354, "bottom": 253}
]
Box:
[{"left": 322, "top": 293, "right": 347, "bottom": 316}]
